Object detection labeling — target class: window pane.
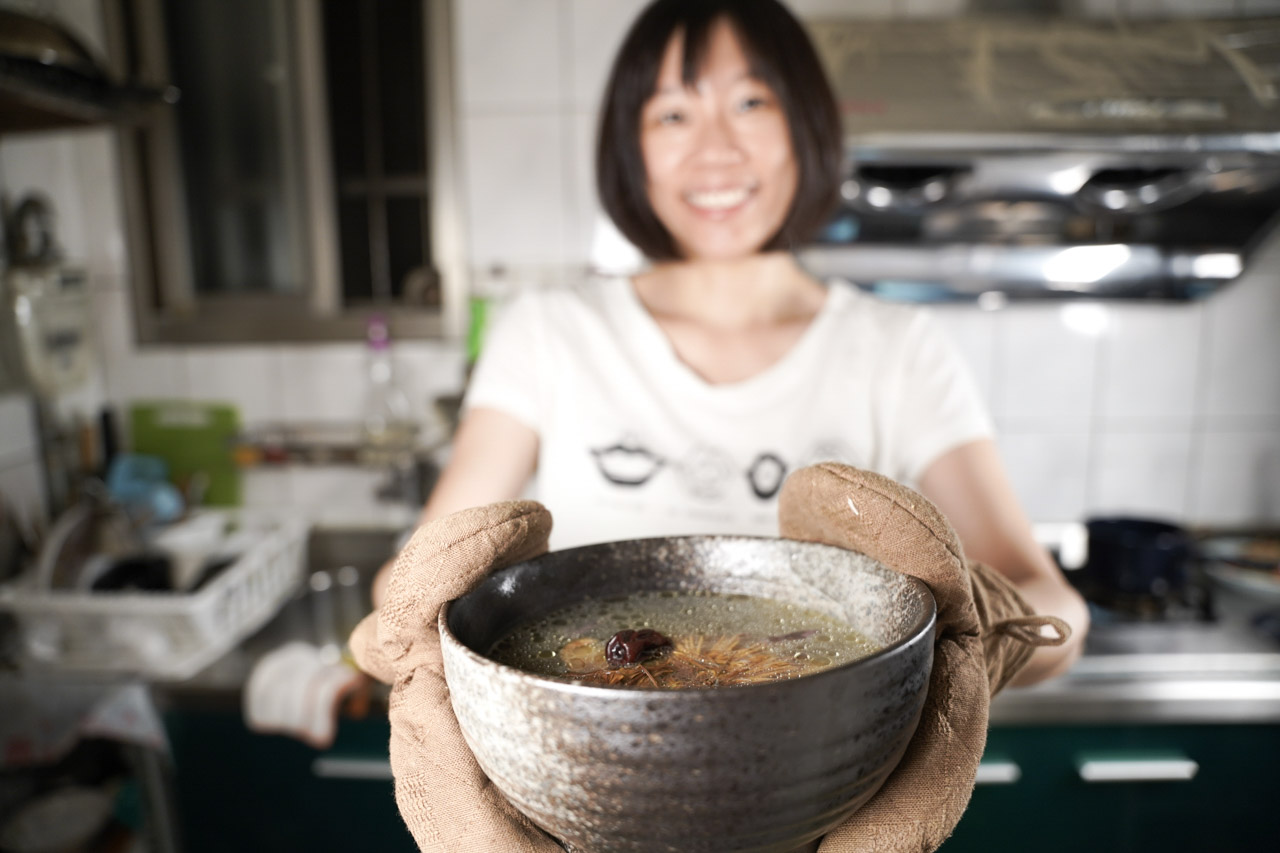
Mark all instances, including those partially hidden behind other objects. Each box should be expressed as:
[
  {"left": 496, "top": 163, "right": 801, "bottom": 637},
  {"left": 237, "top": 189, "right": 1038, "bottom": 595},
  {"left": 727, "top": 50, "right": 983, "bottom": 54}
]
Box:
[
  {"left": 321, "top": 0, "right": 365, "bottom": 180},
  {"left": 165, "top": 0, "right": 307, "bottom": 295},
  {"left": 338, "top": 200, "right": 373, "bottom": 303},
  {"left": 386, "top": 197, "right": 427, "bottom": 301},
  {"left": 378, "top": 0, "right": 425, "bottom": 175}
]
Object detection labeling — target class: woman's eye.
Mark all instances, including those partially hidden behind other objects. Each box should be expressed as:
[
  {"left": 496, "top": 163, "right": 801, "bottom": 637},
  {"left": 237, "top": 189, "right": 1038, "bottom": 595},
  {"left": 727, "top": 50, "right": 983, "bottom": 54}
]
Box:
[
  {"left": 738, "top": 95, "right": 771, "bottom": 113},
  {"left": 657, "top": 110, "right": 686, "bottom": 125}
]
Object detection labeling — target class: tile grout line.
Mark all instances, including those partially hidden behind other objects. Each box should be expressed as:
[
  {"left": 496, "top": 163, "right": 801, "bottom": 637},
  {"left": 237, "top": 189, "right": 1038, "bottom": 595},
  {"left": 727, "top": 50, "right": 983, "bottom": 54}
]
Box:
[
  {"left": 559, "top": 0, "right": 577, "bottom": 268},
  {"left": 1082, "top": 308, "right": 1108, "bottom": 514},
  {"left": 1185, "top": 300, "right": 1214, "bottom": 525}
]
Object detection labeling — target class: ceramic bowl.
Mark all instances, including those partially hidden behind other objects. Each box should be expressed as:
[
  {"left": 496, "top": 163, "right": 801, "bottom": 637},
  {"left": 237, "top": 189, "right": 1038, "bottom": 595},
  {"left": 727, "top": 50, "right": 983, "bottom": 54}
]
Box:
[{"left": 439, "top": 535, "right": 936, "bottom": 853}]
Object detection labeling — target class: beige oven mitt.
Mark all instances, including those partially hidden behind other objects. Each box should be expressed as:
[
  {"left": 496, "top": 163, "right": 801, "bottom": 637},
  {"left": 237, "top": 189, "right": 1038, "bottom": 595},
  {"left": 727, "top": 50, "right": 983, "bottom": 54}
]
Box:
[
  {"left": 351, "top": 467, "right": 1069, "bottom": 853},
  {"left": 349, "top": 501, "right": 564, "bottom": 853},
  {"left": 778, "top": 462, "right": 1070, "bottom": 853}
]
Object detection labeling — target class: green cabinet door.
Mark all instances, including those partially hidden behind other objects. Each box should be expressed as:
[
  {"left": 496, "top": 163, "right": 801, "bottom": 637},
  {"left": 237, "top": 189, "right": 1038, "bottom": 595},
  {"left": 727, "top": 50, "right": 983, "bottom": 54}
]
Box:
[
  {"left": 164, "top": 710, "right": 416, "bottom": 853},
  {"left": 942, "top": 724, "right": 1280, "bottom": 853}
]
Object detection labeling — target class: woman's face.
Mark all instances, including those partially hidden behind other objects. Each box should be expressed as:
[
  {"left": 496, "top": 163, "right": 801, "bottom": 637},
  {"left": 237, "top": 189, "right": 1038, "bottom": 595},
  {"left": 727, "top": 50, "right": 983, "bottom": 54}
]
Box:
[{"left": 639, "top": 19, "right": 798, "bottom": 262}]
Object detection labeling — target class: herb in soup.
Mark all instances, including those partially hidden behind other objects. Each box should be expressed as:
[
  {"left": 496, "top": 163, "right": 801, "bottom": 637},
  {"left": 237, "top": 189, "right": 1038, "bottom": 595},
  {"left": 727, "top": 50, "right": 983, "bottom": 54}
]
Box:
[{"left": 488, "top": 591, "right": 880, "bottom": 689}]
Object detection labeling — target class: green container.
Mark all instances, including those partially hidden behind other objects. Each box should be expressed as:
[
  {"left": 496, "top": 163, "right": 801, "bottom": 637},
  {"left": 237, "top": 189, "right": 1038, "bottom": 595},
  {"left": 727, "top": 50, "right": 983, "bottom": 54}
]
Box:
[{"left": 129, "top": 401, "right": 241, "bottom": 506}]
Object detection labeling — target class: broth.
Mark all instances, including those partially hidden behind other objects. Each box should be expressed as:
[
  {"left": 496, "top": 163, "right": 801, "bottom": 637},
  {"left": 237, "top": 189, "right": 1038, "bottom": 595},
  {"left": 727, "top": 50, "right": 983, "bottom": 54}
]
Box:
[{"left": 487, "top": 590, "right": 881, "bottom": 689}]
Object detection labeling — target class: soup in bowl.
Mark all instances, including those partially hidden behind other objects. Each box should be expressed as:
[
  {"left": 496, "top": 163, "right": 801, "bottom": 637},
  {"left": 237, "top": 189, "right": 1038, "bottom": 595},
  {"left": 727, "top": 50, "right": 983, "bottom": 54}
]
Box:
[{"left": 439, "top": 535, "right": 936, "bottom": 853}]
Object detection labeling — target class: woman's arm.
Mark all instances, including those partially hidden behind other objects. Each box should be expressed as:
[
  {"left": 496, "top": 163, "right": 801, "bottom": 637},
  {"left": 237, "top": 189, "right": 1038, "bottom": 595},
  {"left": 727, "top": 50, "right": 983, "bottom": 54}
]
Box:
[
  {"left": 370, "top": 407, "right": 539, "bottom": 607},
  {"left": 918, "top": 438, "right": 1090, "bottom": 686}
]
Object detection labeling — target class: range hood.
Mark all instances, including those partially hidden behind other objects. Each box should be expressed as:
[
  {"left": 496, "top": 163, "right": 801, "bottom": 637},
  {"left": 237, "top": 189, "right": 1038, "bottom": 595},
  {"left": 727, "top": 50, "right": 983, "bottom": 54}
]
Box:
[
  {"left": 798, "top": 15, "right": 1280, "bottom": 301},
  {"left": 0, "top": 8, "right": 175, "bottom": 134}
]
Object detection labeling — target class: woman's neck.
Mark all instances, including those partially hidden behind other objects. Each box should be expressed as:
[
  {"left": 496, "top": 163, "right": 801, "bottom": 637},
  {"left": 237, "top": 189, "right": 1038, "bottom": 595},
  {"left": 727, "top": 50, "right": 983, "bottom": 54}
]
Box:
[{"left": 633, "top": 252, "right": 825, "bottom": 330}]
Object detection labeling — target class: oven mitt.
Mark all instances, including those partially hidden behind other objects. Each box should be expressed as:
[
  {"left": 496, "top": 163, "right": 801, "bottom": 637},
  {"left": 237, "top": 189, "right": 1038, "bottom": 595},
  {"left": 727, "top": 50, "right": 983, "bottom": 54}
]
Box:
[
  {"left": 778, "top": 462, "right": 1071, "bottom": 853},
  {"left": 348, "top": 501, "right": 564, "bottom": 853},
  {"left": 350, "top": 466, "right": 1068, "bottom": 853}
]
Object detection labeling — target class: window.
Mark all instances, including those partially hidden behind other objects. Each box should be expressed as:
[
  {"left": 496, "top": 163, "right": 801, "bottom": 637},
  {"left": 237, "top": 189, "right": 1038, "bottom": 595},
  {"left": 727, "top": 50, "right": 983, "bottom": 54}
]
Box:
[{"left": 105, "top": 0, "right": 465, "bottom": 343}]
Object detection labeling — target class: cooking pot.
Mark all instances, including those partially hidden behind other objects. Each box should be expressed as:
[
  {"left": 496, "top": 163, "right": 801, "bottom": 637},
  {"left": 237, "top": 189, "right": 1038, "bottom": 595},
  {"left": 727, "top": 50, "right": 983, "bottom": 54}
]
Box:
[{"left": 1080, "top": 517, "right": 1194, "bottom": 604}]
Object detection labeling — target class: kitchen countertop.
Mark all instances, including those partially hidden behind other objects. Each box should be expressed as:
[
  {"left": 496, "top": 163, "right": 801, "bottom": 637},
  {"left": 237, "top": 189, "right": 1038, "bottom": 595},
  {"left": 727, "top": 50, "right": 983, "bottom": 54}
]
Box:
[
  {"left": 158, "top": 585, "right": 1280, "bottom": 727},
  {"left": 989, "top": 614, "right": 1280, "bottom": 725}
]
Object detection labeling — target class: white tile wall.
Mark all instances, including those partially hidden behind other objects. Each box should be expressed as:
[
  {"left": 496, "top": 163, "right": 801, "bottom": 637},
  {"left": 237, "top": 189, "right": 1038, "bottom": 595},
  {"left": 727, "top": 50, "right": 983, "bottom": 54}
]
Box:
[
  {"left": 1202, "top": 238, "right": 1280, "bottom": 424},
  {"left": 0, "top": 460, "right": 46, "bottom": 528},
  {"left": 3, "top": 0, "right": 1279, "bottom": 528},
  {"left": 996, "top": 431, "right": 1093, "bottom": 521},
  {"left": 1096, "top": 303, "right": 1204, "bottom": 427},
  {"left": 567, "top": 0, "right": 651, "bottom": 110},
  {"left": 0, "top": 394, "right": 45, "bottom": 525},
  {"left": 182, "top": 348, "right": 282, "bottom": 427},
  {"left": 1091, "top": 431, "right": 1195, "bottom": 519},
  {"left": 992, "top": 306, "right": 1100, "bottom": 428},
  {"left": 1192, "top": 429, "right": 1280, "bottom": 523},
  {"left": 0, "top": 394, "right": 37, "bottom": 462},
  {"left": 456, "top": 0, "right": 563, "bottom": 111},
  {"left": 461, "top": 114, "right": 568, "bottom": 268}
]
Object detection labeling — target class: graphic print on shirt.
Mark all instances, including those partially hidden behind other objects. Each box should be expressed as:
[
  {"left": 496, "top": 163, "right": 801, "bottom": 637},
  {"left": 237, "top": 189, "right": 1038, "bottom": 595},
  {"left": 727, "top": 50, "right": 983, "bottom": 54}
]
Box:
[
  {"left": 676, "top": 444, "right": 737, "bottom": 501},
  {"left": 746, "top": 452, "right": 788, "bottom": 499},
  {"left": 590, "top": 437, "right": 665, "bottom": 486}
]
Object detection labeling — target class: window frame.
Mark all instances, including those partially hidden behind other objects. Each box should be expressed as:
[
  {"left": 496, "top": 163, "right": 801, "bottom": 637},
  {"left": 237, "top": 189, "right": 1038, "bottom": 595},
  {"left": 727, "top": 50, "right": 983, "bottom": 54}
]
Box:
[{"left": 103, "top": 0, "right": 468, "bottom": 344}]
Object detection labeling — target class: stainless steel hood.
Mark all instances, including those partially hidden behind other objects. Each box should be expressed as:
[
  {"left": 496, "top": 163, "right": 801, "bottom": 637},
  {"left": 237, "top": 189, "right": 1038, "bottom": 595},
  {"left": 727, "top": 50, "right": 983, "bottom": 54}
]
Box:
[
  {"left": 798, "top": 15, "right": 1280, "bottom": 301},
  {"left": 0, "top": 8, "right": 176, "bottom": 134}
]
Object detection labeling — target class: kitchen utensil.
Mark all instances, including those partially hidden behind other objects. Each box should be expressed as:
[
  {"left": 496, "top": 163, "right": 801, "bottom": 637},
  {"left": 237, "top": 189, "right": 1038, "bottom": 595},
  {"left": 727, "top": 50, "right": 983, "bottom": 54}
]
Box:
[
  {"left": 1199, "top": 534, "right": 1280, "bottom": 606},
  {"left": 129, "top": 402, "right": 241, "bottom": 507},
  {"left": 1079, "top": 517, "right": 1194, "bottom": 610},
  {"left": 32, "top": 487, "right": 141, "bottom": 591},
  {"left": 105, "top": 453, "right": 184, "bottom": 524},
  {"left": 88, "top": 553, "right": 171, "bottom": 593},
  {"left": 440, "top": 535, "right": 935, "bottom": 853}
]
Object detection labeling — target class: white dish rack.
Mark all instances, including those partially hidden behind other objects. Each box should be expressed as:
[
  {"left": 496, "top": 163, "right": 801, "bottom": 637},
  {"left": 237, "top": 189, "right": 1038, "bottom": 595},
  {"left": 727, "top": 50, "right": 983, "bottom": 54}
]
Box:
[{"left": 0, "top": 512, "right": 308, "bottom": 681}]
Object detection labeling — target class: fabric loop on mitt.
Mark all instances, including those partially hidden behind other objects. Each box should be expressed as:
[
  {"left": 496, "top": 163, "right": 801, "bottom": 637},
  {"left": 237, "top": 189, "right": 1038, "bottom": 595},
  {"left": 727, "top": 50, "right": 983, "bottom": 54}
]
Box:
[{"left": 991, "top": 614, "right": 1072, "bottom": 646}]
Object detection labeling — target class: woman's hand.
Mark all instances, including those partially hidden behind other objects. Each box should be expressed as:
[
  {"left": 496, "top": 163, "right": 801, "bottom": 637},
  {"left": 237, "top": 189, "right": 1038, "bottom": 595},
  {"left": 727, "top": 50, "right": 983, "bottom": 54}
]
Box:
[
  {"left": 349, "top": 502, "right": 564, "bottom": 853},
  {"left": 919, "top": 438, "right": 1090, "bottom": 685},
  {"left": 778, "top": 463, "right": 1070, "bottom": 852}
]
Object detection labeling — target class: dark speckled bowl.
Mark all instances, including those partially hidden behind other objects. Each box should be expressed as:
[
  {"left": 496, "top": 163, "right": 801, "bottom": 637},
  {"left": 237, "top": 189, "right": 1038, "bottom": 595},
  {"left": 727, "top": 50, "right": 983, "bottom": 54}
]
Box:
[{"left": 439, "top": 535, "right": 935, "bottom": 853}]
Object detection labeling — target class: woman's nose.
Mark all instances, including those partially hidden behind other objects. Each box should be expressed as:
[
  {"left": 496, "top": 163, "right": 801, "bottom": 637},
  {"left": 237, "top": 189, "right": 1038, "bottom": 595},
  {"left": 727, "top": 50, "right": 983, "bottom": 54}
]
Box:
[{"left": 694, "top": 112, "right": 745, "bottom": 164}]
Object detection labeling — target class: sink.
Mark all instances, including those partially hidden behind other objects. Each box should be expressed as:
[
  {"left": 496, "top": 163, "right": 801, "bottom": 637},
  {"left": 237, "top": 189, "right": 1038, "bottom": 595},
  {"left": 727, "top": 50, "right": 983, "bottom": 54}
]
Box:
[{"left": 307, "top": 525, "right": 403, "bottom": 584}]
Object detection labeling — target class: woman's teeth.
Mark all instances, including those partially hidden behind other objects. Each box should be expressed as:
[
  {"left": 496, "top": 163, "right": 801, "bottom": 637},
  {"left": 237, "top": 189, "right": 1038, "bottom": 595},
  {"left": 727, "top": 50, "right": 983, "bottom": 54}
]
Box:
[{"left": 686, "top": 186, "right": 752, "bottom": 211}]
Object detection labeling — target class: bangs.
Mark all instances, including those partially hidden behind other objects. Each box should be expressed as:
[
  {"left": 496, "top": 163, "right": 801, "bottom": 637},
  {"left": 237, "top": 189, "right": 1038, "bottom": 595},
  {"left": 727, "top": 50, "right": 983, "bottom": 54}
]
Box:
[{"left": 676, "top": 11, "right": 771, "bottom": 91}]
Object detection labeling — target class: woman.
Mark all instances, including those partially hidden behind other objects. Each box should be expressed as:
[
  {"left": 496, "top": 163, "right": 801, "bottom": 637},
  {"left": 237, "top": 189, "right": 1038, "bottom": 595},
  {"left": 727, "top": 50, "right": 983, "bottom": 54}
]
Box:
[{"left": 375, "top": 0, "right": 1087, "bottom": 685}]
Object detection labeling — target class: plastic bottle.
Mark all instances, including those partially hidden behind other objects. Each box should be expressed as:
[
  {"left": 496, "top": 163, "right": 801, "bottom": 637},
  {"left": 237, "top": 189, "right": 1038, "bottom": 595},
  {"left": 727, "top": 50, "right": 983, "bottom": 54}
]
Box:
[{"left": 359, "top": 314, "right": 417, "bottom": 467}]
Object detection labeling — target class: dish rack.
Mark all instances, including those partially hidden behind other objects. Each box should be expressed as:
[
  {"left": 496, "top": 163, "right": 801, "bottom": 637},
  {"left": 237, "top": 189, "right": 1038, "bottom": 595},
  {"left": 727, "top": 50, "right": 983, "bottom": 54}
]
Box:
[{"left": 0, "top": 512, "right": 308, "bottom": 681}]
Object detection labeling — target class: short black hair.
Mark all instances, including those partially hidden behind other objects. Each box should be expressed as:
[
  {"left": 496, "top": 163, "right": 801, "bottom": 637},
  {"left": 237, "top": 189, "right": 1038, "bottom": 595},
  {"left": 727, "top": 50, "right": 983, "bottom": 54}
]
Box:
[{"left": 596, "top": 0, "right": 843, "bottom": 261}]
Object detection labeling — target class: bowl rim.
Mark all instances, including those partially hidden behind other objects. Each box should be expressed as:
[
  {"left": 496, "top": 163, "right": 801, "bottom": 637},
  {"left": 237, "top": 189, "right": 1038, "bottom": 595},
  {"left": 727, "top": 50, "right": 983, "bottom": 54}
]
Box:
[{"left": 438, "top": 534, "right": 937, "bottom": 698}]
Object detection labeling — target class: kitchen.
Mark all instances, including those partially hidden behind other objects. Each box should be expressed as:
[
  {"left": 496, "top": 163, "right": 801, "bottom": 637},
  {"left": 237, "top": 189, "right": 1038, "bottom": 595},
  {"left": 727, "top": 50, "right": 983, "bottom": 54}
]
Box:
[{"left": 1, "top": 0, "right": 1279, "bottom": 851}]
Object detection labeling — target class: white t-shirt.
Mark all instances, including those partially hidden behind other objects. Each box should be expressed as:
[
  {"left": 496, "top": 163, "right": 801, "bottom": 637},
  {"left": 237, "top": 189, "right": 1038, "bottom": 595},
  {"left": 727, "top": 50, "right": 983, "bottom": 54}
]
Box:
[{"left": 464, "top": 277, "right": 993, "bottom": 551}]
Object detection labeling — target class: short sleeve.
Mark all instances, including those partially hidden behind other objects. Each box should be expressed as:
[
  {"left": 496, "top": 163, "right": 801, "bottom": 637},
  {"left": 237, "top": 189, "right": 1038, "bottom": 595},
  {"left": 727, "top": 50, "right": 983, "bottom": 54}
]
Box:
[
  {"left": 892, "top": 311, "right": 995, "bottom": 484},
  {"left": 461, "top": 293, "right": 544, "bottom": 432}
]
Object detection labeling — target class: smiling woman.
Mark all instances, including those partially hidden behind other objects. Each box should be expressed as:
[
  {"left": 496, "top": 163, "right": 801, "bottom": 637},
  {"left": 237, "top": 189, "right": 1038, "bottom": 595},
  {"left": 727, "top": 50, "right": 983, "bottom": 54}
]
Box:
[{"left": 361, "top": 2, "right": 1089, "bottom": 851}]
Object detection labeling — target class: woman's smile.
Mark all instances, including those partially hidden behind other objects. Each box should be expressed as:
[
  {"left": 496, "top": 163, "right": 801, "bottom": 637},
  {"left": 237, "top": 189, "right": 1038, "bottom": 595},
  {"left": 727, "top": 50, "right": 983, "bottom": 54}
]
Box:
[{"left": 684, "top": 182, "right": 759, "bottom": 215}]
